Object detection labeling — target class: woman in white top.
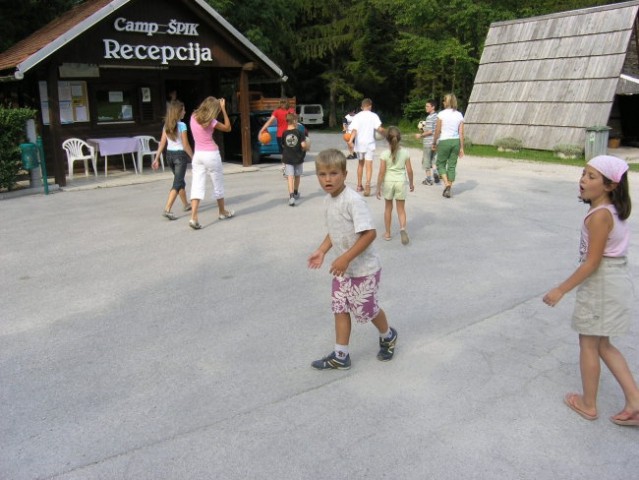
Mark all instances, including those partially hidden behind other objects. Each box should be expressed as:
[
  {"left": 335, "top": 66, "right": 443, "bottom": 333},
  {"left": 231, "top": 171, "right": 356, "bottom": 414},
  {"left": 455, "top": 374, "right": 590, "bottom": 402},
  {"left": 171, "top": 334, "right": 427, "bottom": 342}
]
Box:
[
  {"left": 153, "top": 100, "right": 194, "bottom": 220},
  {"left": 432, "top": 93, "right": 464, "bottom": 198}
]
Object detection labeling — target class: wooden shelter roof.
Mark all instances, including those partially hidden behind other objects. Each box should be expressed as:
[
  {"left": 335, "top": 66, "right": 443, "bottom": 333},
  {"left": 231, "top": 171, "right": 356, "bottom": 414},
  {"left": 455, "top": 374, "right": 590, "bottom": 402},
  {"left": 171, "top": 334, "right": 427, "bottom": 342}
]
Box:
[{"left": 464, "top": 0, "right": 639, "bottom": 150}]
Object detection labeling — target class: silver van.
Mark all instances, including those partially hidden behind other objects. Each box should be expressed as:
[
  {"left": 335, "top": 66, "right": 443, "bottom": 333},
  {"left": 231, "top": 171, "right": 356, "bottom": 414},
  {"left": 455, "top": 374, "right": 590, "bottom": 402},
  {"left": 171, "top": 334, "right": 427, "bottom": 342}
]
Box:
[{"left": 296, "top": 104, "right": 324, "bottom": 127}]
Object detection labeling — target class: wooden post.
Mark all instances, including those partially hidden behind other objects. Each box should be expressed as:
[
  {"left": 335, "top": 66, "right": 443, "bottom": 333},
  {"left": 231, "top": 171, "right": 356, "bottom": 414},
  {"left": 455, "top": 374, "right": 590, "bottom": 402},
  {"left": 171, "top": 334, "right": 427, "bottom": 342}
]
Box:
[
  {"left": 47, "top": 68, "right": 65, "bottom": 186},
  {"left": 240, "top": 64, "right": 253, "bottom": 167}
]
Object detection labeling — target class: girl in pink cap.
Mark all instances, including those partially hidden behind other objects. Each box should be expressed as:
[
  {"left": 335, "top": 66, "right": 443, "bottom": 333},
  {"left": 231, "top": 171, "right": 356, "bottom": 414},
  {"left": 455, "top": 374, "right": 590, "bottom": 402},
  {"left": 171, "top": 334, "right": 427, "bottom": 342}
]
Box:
[{"left": 543, "top": 155, "right": 639, "bottom": 426}]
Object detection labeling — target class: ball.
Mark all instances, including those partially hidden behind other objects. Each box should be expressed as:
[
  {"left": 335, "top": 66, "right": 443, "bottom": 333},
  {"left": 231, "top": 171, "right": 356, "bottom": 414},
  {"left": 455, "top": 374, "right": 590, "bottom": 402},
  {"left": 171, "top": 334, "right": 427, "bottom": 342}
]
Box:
[
  {"left": 374, "top": 130, "right": 385, "bottom": 141},
  {"left": 259, "top": 131, "right": 272, "bottom": 145},
  {"left": 417, "top": 120, "right": 426, "bottom": 131},
  {"left": 343, "top": 132, "right": 351, "bottom": 142}
]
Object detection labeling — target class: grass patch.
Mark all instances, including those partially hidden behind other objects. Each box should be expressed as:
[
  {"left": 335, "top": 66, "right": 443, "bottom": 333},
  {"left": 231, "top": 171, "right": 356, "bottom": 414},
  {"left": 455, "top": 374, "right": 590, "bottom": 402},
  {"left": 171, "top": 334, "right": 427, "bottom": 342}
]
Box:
[{"left": 320, "top": 123, "right": 639, "bottom": 172}]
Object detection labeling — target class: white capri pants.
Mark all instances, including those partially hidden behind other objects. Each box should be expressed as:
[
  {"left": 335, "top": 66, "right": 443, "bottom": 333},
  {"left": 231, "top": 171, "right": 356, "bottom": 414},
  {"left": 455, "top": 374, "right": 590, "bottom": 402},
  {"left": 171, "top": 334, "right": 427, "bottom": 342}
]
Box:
[{"left": 190, "top": 150, "right": 224, "bottom": 200}]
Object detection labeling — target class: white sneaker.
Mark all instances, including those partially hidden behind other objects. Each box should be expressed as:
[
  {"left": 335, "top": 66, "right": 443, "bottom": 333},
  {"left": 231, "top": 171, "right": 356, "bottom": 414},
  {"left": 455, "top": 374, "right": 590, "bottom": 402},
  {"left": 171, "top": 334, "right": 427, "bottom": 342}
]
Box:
[{"left": 288, "top": 196, "right": 296, "bottom": 206}]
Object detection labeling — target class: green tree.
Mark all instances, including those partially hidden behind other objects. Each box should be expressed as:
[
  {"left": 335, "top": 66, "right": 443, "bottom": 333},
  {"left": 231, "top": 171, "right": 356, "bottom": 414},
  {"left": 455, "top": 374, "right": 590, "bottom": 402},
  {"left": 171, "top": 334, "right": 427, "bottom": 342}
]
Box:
[
  {"left": 292, "top": 1, "right": 361, "bottom": 127},
  {"left": 0, "top": 0, "right": 82, "bottom": 51},
  {"left": 205, "top": 0, "right": 300, "bottom": 93}
]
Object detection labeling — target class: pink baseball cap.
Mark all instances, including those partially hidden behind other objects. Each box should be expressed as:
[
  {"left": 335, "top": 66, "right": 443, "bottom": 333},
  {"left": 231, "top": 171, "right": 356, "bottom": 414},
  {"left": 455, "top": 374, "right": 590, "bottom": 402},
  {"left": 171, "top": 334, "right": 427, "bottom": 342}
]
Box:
[{"left": 587, "top": 155, "right": 629, "bottom": 183}]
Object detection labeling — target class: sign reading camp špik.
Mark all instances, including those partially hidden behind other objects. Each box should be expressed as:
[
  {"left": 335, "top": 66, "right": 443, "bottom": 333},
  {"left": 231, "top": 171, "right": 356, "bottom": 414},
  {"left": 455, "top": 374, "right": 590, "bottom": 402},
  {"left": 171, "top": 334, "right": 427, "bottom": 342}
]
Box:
[{"left": 102, "top": 17, "right": 213, "bottom": 66}]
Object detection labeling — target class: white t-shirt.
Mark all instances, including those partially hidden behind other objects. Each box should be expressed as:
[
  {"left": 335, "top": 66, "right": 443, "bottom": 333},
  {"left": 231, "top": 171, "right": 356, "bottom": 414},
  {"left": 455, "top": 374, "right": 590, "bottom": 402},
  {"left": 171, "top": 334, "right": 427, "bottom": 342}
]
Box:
[
  {"left": 343, "top": 113, "right": 355, "bottom": 133},
  {"left": 167, "top": 121, "right": 187, "bottom": 151},
  {"left": 438, "top": 109, "right": 464, "bottom": 140},
  {"left": 324, "top": 186, "right": 381, "bottom": 277},
  {"left": 350, "top": 110, "right": 382, "bottom": 152}
]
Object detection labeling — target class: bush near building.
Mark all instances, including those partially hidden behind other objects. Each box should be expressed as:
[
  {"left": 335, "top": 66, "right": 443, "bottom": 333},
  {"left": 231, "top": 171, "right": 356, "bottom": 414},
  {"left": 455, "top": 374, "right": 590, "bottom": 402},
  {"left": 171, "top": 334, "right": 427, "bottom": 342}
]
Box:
[{"left": 0, "top": 107, "right": 36, "bottom": 191}]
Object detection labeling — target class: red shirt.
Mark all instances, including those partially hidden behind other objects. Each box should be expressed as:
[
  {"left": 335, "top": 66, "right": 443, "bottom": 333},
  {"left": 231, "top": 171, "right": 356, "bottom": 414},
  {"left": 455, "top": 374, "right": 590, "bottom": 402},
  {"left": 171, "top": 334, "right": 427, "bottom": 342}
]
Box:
[{"left": 273, "top": 107, "right": 295, "bottom": 138}]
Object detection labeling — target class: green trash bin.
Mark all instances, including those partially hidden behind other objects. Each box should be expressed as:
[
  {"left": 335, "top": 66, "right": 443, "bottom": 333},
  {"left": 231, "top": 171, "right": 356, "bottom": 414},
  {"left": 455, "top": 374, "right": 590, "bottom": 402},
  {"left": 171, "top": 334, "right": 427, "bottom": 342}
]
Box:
[
  {"left": 19, "top": 141, "right": 48, "bottom": 194},
  {"left": 20, "top": 142, "right": 39, "bottom": 170},
  {"left": 585, "top": 126, "right": 611, "bottom": 161}
]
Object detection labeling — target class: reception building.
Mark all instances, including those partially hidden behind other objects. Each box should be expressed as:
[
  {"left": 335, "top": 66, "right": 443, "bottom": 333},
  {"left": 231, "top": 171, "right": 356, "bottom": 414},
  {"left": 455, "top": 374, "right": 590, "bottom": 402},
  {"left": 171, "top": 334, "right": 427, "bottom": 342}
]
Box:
[{"left": 0, "top": 0, "right": 287, "bottom": 185}]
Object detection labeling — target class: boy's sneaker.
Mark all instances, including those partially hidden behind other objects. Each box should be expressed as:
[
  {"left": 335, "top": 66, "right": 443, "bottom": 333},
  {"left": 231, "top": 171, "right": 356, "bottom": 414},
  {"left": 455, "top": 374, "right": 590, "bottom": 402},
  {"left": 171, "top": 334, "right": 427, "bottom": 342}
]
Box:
[
  {"left": 289, "top": 196, "right": 296, "bottom": 206},
  {"left": 423, "top": 177, "right": 433, "bottom": 185},
  {"left": 433, "top": 171, "right": 440, "bottom": 184},
  {"left": 377, "top": 327, "right": 398, "bottom": 361},
  {"left": 311, "top": 351, "right": 351, "bottom": 370},
  {"left": 294, "top": 192, "right": 300, "bottom": 200}
]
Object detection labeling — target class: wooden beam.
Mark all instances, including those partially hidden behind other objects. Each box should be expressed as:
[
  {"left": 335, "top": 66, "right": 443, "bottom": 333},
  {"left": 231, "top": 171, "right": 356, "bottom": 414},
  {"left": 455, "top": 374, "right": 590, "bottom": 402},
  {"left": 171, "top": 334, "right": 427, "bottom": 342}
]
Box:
[
  {"left": 239, "top": 68, "right": 252, "bottom": 167},
  {"left": 47, "top": 68, "right": 65, "bottom": 187}
]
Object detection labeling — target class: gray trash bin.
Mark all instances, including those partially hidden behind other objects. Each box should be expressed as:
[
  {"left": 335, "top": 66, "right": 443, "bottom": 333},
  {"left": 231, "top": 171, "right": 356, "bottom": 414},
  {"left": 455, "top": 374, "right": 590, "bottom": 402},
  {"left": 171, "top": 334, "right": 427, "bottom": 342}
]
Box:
[{"left": 585, "top": 126, "right": 611, "bottom": 161}]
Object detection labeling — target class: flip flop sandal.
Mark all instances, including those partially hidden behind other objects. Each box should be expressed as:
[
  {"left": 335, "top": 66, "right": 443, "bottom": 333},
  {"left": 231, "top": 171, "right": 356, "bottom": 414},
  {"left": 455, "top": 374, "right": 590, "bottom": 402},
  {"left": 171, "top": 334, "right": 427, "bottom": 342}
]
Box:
[
  {"left": 218, "top": 210, "right": 235, "bottom": 220},
  {"left": 564, "top": 393, "right": 598, "bottom": 421},
  {"left": 189, "top": 220, "right": 202, "bottom": 230},
  {"left": 400, "top": 230, "right": 409, "bottom": 245},
  {"left": 610, "top": 412, "right": 639, "bottom": 426}
]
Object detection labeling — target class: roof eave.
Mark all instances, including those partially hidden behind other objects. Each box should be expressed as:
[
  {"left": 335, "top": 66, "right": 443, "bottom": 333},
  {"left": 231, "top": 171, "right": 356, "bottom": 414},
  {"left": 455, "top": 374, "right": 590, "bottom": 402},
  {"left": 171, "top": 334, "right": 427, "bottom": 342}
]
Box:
[
  {"left": 15, "top": 0, "right": 130, "bottom": 77},
  {"left": 11, "top": 0, "right": 285, "bottom": 81}
]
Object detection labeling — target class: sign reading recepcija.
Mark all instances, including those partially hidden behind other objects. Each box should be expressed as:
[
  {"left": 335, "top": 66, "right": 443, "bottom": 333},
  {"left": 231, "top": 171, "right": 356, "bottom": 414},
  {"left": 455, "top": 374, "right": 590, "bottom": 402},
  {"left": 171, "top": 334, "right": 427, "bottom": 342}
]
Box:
[
  {"left": 103, "top": 17, "right": 211, "bottom": 66},
  {"left": 103, "top": 39, "right": 213, "bottom": 66}
]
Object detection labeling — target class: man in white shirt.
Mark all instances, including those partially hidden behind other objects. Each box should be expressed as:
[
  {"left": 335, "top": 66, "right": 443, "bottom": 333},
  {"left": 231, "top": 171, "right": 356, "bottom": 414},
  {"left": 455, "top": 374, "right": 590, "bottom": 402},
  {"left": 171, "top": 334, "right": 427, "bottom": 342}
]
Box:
[{"left": 348, "top": 98, "right": 385, "bottom": 196}]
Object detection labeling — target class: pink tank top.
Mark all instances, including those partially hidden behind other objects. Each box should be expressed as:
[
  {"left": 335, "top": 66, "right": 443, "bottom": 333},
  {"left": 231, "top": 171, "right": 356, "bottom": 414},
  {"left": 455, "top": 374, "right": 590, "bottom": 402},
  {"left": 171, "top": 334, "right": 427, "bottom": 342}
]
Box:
[
  {"left": 190, "top": 116, "right": 219, "bottom": 151},
  {"left": 579, "top": 204, "right": 629, "bottom": 260}
]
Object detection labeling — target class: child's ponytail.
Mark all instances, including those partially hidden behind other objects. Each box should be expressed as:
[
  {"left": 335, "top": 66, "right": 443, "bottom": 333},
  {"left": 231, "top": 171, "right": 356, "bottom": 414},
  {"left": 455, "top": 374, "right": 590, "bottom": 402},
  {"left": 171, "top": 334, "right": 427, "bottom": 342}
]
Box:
[
  {"left": 386, "top": 126, "right": 401, "bottom": 164},
  {"left": 610, "top": 172, "right": 631, "bottom": 220}
]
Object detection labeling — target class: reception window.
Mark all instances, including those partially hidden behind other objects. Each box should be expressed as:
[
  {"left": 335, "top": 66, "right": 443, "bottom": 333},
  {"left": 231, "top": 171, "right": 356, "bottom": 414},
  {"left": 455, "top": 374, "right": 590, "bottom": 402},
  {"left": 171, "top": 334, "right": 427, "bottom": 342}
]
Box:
[{"left": 95, "top": 87, "right": 135, "bottom": 124}]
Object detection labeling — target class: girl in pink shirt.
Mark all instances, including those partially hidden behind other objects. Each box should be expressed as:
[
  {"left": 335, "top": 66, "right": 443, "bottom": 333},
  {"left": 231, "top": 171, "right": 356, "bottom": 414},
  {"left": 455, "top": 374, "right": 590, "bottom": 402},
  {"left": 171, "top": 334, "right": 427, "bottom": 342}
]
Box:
[
  {"left": 188, "top": 96, "right": 232, "bottom": 229},
  {"left": 543, "top": 155, "right": 638, "bottom": 427}
]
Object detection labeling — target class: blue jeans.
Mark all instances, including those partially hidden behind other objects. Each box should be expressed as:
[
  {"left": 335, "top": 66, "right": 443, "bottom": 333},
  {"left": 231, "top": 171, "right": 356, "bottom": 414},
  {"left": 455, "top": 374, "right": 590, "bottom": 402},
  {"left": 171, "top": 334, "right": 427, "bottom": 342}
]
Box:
[{"left": 167, "top": 150, "right": 188, "bottom": 191}]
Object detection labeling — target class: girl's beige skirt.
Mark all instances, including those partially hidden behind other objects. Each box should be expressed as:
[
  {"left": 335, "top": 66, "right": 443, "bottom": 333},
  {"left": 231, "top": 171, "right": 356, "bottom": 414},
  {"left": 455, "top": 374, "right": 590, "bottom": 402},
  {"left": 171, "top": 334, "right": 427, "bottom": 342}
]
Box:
[{"left": 572, "top": 257, "right": 633, "bottom": 336}]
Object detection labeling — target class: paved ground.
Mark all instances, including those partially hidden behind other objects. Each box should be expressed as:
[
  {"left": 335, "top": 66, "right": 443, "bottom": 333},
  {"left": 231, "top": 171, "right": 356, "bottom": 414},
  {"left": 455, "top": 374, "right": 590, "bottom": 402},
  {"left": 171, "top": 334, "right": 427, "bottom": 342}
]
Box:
[{"left": 1, "top": 132, "right": 638, "bottom": 479}]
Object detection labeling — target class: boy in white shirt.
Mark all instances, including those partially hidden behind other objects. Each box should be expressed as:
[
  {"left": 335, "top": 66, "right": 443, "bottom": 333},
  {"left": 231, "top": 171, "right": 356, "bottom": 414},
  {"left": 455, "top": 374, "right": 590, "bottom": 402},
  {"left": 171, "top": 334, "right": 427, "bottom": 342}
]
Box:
[
  {"left": 347, "top": 98, "right": 385, "bottom": 196},
  {"left": 308, "top": 148, "right": 398, "bottom": 369}
]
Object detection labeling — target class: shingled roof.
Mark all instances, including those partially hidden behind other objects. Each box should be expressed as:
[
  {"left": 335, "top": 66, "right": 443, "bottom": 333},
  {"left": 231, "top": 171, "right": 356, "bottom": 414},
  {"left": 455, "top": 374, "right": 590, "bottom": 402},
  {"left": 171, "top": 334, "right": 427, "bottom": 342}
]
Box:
[
  {"left": 0, "top": 0, "right": 283, "bottom": 79},
  {"left": 464, "top": 0, "right": 639, "bottom": 151}
]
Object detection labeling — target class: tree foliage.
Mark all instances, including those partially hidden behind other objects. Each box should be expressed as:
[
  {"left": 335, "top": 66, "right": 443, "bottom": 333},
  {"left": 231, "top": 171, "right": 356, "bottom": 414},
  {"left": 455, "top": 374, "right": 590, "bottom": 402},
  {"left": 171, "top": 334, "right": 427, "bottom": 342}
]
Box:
[
  {"left": 0, "top": 0, "right": 620, "bottom": 123},
  {"left": 0, "top": 0, "right": 82, "bottom": 51},
  {"left": 0, "top": 107, "right": 36, "bottom": 190}
]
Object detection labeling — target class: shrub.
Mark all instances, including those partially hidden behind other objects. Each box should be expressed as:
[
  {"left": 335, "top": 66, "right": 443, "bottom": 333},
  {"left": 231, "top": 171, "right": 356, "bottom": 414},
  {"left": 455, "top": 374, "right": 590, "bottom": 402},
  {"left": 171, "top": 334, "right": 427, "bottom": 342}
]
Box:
[
  {"left": 495, "top": 137, "right": 523, "bottom": 152},
  {"left": 402, "top": 98, "right": 429, "bottom": 122},
  {"left": 553, "top": 144, "right": 583, "bottom": 159},
  {"left": 0, "top": 107, "right": 36, "bottom": 191}
]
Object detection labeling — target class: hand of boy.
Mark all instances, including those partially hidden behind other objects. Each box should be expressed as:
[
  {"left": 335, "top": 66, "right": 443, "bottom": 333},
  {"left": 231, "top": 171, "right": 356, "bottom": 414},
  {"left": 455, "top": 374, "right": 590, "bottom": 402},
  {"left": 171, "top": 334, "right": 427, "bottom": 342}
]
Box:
[
  {"left": 308, "top": 250, "right": 325, "bottom": 269},
  {"left": 329, "top": 256, "right": 350, "bottom": 277}
]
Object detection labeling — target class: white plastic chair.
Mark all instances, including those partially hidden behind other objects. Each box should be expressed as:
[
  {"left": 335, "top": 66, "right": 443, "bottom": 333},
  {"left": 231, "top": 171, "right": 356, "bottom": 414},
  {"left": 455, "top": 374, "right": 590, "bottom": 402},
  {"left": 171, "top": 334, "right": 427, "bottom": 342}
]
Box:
[
  {"left": 135, "top": 136, "right": 163, "bottom": 173},
  {"left": 62, "top": 138, "right": 97, "bottom": 179}
]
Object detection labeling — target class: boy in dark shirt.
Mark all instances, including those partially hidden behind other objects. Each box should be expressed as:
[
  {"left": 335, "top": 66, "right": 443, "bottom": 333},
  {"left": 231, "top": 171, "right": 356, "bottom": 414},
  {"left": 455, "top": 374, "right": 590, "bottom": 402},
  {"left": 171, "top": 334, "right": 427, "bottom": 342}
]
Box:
[{"left": 282, "top": 113, "right": 309, "bottom": 206}]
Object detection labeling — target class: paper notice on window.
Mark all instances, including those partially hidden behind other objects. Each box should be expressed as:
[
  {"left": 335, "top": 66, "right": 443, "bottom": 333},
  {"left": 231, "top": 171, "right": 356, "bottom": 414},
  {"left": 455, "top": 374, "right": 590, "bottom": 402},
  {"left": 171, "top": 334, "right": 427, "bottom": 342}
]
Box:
[
  {"left": 58, "top": 81, "right": 72, "bottom": 101},
  {"left": 38, "top": 81, "right": 48, "bottom": 101},
  {"left": 41, "top": 101, "right": 50, "bottom": 125},
  {"left": 121, "top": 104, "right": 132, "bottom": 120},
  {"left": 109, "top": 91, "right": 123, "bottom": 103},
  {"left": 59, "top": 101, "right": 74, "bottom": 124},
  {"left": 71, "top": 84, "right": 84, "bottom": 97},
  {"left": 75, "top": 105, "right": 88, "bottom": 122}
]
